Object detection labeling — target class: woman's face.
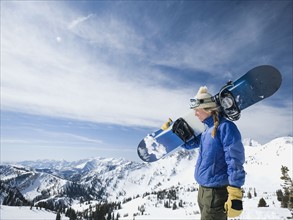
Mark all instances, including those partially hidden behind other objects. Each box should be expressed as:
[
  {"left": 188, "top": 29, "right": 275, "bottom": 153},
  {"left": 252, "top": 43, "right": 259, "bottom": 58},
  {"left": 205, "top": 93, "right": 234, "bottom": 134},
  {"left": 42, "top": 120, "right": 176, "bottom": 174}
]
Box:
[{"left": 194, "top": 108, "right": 211, "bottom": 122}]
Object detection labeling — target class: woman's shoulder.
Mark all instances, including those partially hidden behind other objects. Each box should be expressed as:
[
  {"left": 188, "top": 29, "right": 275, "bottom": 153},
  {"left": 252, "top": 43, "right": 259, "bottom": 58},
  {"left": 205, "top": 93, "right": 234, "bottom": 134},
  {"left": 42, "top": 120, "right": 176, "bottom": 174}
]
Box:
[
  {"left": 219, "top": 117, "right": 236, "bottom": 126},
  {"left": 218, "top": 117, "right": 241, "bottom": 132}
]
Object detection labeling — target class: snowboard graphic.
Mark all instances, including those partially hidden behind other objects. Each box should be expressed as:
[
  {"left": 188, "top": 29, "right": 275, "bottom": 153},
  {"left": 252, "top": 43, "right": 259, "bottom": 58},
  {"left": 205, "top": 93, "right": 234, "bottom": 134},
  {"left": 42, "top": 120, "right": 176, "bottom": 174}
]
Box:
[{"left": 138, "top": 65, "right": 282, "bottom": 162}]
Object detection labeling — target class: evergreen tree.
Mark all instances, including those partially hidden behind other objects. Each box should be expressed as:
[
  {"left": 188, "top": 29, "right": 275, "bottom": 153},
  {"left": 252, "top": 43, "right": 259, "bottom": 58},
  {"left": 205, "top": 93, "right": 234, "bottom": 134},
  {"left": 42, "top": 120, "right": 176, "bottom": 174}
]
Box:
[
  {"left": 280, "top": 166, "right": 293, "bottom": 209},
  {"left": 107, "top": 211, "right": 112, "bottom": 220},
  {"left": 172, "top": 202, "right": 177, "bottom": 210},
  {"left": 56, "top": 212, "right": 61, "bottom": 220},
  {"left": 164, "top": 201, "right": 170, "bottom": 208},
  {"left": 276, "top": 189, "right": 284, "bottom": 202},
  {"left": 254, "top": 188, "right": 257, "bottom": 197},
  {"left": 258, "top": 198, "right": 267, "bottom": 207},
  {"left": 247, "top": 191, "right": 252, "bottom": 199},
  {"left": 138, "top": 205, "right": 145, "bottom": 215},
  {"left": 66, "top": 207, "right": 77, "bottom": 220}
]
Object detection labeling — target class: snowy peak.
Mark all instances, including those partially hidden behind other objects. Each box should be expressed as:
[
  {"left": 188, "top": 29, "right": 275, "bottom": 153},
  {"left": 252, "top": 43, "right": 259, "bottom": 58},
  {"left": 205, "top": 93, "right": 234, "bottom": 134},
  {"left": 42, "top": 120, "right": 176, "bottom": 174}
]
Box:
[
  {"left": 0, "top": 136, "right": 292, "bottom": 220},
  {"left": 243, "top": 138, "right": 261, "bottom": 147},
  {"left": 244, "top": 136, "right": 292, "bottom": 193},
  {"left": 245, "top": 136, "right": 292, "bottom": 162},
  {"left": 0, "top": 164, "right": 68, "bottom": 196}
]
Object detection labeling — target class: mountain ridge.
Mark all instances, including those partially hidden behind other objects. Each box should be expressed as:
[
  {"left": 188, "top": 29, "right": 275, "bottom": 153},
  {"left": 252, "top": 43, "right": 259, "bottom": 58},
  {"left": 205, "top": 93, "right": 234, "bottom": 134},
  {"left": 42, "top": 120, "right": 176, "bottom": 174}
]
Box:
[{"left": 1, "top": 136, "right": 292, "bottom": 219}]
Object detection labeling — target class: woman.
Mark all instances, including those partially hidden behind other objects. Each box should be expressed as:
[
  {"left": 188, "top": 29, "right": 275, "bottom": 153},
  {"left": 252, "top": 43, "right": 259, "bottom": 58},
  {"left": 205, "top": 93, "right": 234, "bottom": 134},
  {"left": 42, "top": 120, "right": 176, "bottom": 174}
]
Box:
[{"left": 185, "top": 86, "right": 245, "bottom": 220}]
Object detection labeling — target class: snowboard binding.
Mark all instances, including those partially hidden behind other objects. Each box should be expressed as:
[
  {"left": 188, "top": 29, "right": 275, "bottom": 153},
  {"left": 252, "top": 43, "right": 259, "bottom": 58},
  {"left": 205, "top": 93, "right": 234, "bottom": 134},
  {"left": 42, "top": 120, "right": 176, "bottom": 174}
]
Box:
[
  {"left": 215, "top": 81, "right": 241, "bottom": 121},
  {"left": 172, "top": 118, "right": 196, "bottom": 143}
]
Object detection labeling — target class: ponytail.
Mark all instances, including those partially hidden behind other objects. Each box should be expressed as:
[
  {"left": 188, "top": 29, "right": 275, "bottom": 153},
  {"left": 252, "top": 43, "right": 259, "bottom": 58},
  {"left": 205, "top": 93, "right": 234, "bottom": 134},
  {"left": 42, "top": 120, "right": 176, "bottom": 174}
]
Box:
[
  {"left": 211, "top": 111, "right": 219, "bottom": 138},
  {"left": 202, "top": 107, "right": 220, "bottom": 138}
]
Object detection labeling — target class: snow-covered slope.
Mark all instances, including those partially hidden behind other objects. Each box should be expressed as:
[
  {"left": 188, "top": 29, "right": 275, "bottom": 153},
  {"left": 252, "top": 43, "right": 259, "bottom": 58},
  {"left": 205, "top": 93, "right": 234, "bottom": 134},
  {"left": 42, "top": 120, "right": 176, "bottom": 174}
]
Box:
[
  {"left": 244, "top": 136, "right": 292, "bottom": 192},
  {"left": 109, "top": 136, "right": 293, "bottom": 219},
  {"left": 0, "top": 164, "right": 68, "bottom": 202},
  {"left": 1, "top": 136, "right": 292, "bottom": 219},
  {"left": 0, "top": 205, "right": 69, "bottom": 220}
]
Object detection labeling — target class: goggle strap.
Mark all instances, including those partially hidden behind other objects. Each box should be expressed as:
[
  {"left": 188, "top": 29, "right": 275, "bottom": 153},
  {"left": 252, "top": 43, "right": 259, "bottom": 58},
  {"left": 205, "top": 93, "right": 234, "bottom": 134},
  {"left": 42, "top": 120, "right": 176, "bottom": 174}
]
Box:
[{"left": 190, "top": 97, "right": 216, "bottom": 108}]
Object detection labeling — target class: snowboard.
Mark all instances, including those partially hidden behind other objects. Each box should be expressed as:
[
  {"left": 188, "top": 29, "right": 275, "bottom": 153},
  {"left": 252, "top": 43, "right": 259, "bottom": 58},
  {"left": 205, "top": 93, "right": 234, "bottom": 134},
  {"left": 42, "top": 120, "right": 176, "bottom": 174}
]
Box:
[{"left": 137, "top": 65, "right": 282, "bottom": 162}]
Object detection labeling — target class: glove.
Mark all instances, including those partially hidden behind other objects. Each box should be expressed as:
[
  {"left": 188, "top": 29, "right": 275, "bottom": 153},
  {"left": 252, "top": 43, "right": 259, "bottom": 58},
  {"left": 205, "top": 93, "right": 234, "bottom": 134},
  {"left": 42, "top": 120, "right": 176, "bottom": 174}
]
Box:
[
  {"left": 172, "top": 118, "right": 195, "bottom": 142},
  {"left": 224, "top": 186, "right": 243, "bottom": 218},
  {"left": 161, "top": 118, "right": 173, "bottom": 130}
]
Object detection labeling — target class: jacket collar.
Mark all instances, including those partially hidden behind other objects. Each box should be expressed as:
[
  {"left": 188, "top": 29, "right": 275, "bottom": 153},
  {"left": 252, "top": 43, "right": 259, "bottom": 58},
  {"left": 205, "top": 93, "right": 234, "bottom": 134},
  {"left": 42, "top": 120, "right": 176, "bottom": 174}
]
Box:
[{"left": 203, "top": 115, "right": 214, "bottom": 128}]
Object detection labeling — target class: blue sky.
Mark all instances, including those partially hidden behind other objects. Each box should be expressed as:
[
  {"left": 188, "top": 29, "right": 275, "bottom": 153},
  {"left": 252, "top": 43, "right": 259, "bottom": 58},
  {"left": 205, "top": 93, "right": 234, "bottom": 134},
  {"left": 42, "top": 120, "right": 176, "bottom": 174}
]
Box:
[{"left": 1, "top": 1, "right": 292, "bottom": 162}]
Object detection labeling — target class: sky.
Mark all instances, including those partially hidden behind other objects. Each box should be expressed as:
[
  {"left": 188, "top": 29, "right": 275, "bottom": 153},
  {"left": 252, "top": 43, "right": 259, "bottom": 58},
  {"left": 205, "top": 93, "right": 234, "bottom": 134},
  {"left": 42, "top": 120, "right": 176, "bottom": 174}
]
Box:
[{"left": 1, "top": 0, "right": 292, "bottom": 162}]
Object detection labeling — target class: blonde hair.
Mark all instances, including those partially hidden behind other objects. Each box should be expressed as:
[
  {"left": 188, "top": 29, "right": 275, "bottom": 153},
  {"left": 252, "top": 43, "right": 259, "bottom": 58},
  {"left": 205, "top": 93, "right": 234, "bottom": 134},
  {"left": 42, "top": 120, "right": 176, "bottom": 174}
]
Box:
[
  {"left": 211, "top": 111, "right": 219, "bottom": 138},
  {"left": 203, "top": 107, "right": 219, "bottom": 138}
]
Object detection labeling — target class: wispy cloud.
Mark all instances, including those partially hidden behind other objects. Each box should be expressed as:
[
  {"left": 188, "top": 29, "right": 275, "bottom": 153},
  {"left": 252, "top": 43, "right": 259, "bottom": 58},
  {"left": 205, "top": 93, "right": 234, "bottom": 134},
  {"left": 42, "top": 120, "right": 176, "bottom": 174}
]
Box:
[
  {"left": 1, "top": 1, "right": 193, "bottom": 128},
  {"left": 1, "top": 1, "right": 292, "bottom": 145},
  {"left": 1, "top": 128, "right": 103, "bottom": 146},
  {"left": 236, "top": 101, "right": 293, "bottom": 143},
  {"left": 146, "top": 6, "right": 273, "bottom": 75},
  {"left": 68, "top": 14, "right": 95, "bottom": 30},
  {"left": 68, "top": 13, "right": 144, "bottom": 55}
]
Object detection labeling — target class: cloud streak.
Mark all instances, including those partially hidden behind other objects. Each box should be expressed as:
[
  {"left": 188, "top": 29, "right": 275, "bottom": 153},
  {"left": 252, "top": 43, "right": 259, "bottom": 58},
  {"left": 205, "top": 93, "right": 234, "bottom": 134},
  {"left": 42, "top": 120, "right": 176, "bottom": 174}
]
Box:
[
  {"left": 1, "top": 1, "right": 292, "bottom": 146},
  {"left": 1, "top": 1, "right": 194, "bottom": 128},
  {"left": 68, "top": 14, "right": 95, "bottom": 30},
  {"left": 236, "top": 102, "right": 293, "bottom": 143}
]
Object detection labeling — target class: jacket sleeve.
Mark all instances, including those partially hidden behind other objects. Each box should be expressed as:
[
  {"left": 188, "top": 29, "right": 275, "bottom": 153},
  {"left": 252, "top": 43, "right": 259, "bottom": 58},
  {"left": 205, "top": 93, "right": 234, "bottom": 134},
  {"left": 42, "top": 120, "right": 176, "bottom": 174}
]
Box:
[
  {"left": 181, "top": 134, "right": 201, "bottom": 150},
  {"left": 220, "top": 122, "right": 245, "bottom": 188}
]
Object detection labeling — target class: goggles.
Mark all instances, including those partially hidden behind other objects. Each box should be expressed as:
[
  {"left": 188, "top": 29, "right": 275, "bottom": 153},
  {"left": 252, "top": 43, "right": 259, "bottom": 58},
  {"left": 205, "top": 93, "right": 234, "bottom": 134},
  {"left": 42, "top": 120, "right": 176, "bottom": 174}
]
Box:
[{"left": 189, "top": 97, "right": 215, "bottom": 109}]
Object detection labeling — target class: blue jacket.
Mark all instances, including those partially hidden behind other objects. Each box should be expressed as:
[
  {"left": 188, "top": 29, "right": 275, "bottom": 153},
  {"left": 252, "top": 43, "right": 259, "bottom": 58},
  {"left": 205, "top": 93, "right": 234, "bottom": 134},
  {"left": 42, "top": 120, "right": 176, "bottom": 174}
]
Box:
[{"left": 183, "top": 115, "right": 245, "bottom": 188}]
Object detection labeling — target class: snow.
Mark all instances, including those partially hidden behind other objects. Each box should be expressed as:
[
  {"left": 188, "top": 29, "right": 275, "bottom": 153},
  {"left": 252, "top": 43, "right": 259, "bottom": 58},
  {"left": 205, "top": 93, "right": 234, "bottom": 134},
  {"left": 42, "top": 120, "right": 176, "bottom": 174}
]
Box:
[
  {"left": 19, "top": 172, "right": 68, "bottom": 199},
  {"left": 244, "top": 137, "right": 293, "bottom": 192},
  {"left": 1, "top": 136, "right": 292, "bottom": 220},
  {"left": 113, "top": 136, "right": 293, "bottom": 219},
  {"left": 0, "top": 205, "right": 69, "bottom": 220},
  {"left": 241, "top": 197, "right": 291, "bottom": 220},
  {"left": 114, "top": 192, "right": 292, "bottom": 220}
]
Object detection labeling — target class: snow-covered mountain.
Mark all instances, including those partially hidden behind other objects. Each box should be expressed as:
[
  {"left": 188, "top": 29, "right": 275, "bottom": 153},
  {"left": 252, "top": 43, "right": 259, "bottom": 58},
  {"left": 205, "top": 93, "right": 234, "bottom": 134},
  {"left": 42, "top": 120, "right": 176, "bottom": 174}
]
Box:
[
  {"left": 242, "top": 138, "right": 262, "bottom": 147},
  {"left": 1, "top": 150, "right": 197, "bottom": 203},
  {"left": 1, "top": 136, "right": 292, "bottom": 219}
]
